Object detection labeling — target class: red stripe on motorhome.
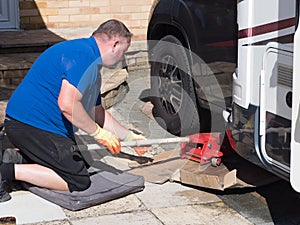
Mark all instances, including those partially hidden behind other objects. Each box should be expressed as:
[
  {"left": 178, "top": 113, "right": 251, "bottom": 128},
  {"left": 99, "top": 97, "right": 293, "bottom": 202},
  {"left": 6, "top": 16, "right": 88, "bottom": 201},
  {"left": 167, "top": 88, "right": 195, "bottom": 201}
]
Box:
[
  {"left": 238, "top": 17, "right": 296, "bottom": 39},
  {"left": 207, "top": 40, "right": 237, "bottom": 47}
]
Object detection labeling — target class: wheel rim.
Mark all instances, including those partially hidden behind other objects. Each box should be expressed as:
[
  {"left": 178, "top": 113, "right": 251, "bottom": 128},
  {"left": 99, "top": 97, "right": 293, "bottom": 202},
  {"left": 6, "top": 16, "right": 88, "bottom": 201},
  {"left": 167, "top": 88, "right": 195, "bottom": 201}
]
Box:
[{"left": 157, "top": 55, "right": 183, "bottom": 115}]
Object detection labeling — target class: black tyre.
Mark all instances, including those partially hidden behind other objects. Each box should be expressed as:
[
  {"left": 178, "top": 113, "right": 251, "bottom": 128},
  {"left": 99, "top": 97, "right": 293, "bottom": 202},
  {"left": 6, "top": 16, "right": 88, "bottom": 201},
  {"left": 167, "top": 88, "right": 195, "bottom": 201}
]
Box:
[{"left": 149, "top": 35, "right": 200, "bottom": 136}]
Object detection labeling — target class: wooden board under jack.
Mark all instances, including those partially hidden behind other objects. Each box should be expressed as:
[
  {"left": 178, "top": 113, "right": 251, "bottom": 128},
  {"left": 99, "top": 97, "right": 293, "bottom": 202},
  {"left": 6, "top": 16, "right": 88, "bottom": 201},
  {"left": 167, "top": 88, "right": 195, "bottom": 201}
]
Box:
[{"left": 129, "top": 149, "right": 279, "bottom": 191}]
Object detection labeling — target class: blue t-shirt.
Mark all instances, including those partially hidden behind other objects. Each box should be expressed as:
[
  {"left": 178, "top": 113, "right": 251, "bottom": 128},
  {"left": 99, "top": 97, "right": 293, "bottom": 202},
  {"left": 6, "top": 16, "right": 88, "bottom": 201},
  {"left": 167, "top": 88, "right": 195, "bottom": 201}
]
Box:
[{"left": 6, "top": 36, "right": 102, "bottom": 138}]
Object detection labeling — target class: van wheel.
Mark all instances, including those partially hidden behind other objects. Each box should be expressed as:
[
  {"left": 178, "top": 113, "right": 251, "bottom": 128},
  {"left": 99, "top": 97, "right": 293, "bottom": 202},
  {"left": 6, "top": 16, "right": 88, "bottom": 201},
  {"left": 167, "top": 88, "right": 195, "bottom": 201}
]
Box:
[{"left": 149, "top": 35, "right": 200, "bottom": 136}]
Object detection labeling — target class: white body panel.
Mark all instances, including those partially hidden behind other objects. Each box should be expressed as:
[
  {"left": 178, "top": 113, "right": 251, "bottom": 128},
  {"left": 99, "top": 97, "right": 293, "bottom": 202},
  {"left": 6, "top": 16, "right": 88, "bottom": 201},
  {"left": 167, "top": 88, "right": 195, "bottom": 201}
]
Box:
[
  {"left": 234, "top": 0, "right": 296, "bottom": 108},
  {"left": 261, "top": 43, "right": 293, "bottom": 122},
  {"left": 234, "top": 0, "right": 300, "bottom": 191},
  {"left": 291, "top": 12, "right": 300, "bottom": 192},
  {"left": 260, "top": 43, "right": 293, "bottom": 172}
]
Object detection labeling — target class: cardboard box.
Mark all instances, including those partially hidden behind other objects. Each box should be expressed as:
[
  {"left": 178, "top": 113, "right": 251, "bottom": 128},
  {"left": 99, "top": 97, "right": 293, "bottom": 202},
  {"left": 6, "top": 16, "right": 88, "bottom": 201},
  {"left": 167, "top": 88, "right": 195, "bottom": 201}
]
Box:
[{"left": 129, "top": 149, "right": 278, "bottom": 190}]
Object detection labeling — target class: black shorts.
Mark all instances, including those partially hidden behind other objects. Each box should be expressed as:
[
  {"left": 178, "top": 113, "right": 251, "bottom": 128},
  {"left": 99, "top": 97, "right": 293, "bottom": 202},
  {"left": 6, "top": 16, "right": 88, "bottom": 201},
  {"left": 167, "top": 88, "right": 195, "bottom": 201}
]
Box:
[{"left": 4, "top": 117, "right": 91, "bottom": 192}]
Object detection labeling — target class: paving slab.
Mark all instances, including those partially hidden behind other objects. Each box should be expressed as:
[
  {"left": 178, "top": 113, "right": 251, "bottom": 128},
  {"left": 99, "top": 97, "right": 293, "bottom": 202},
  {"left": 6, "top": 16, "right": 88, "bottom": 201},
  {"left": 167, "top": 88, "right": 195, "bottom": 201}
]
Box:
[
  {"left": 63, "top": 194, "right": 145, "bottom": 220},
  {"left": 0, "top": 191, "right": 66, "bottom": 224},
  {"left": 151, "top": 203, "right": 253, "bottom": 225},
  {"left": 70, "top": 211, "right": 163, "bottom": 225},
  {"left": 25, "top": 220, "right": 71, "bottom": 225},
  {"left": 135, "top": 182, "right": 221, "bottom": 209}
]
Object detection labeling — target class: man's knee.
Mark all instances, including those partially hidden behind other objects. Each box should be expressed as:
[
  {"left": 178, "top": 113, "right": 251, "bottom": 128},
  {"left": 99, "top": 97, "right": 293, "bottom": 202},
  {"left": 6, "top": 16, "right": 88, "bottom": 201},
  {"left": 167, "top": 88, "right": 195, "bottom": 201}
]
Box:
[{"left": 68, "top": 176, "right": 91, "bottom": 192}]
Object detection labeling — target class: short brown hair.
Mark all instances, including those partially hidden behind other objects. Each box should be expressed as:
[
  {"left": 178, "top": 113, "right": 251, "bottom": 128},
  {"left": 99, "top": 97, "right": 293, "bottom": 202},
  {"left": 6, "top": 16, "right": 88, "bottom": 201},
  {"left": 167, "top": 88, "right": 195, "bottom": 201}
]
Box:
[{"left": 92, "top": 19, "right": 133, "bottom": 41}]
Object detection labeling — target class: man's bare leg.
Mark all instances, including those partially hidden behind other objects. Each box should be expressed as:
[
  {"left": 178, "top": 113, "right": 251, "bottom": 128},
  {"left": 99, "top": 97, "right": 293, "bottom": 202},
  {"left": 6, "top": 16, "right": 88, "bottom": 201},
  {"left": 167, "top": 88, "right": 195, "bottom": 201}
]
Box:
[{"left": 14, "top": 164, "right": 69, "bottom": 191}]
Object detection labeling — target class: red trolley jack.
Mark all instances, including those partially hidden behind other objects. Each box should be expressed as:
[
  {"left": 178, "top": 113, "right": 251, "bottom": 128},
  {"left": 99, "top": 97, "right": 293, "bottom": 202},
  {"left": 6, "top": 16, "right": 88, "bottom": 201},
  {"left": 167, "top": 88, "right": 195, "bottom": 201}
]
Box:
[
  {"left": 119, "top": 132, "right": 225, "bottom": 166},
  {"left": 180, "top": 133, "right": 223, "bottom": 166}
]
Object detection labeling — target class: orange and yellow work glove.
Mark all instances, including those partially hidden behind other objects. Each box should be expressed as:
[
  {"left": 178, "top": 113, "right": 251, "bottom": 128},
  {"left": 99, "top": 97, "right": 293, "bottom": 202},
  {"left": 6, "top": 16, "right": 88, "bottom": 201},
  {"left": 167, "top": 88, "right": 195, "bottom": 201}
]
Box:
[
  {"left": 90, "top": 124, "right": 121, "bottom": 154},
  {"left": 124, "top": 131, "right": 151, "bottom": 156}
]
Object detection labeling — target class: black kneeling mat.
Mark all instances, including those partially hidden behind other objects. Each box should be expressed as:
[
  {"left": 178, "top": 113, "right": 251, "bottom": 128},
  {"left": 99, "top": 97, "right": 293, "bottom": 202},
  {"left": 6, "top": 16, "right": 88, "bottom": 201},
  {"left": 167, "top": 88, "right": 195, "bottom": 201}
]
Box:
[{"left": 22, "top": 168, "right": 145, "bottom": 211}]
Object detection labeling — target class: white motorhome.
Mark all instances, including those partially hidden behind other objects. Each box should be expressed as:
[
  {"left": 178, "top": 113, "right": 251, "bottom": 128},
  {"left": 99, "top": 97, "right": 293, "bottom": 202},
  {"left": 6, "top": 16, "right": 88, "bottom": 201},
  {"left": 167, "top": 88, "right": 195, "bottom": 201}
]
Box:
[
  {"left": 231, "top": 0, "right": 300, "bottom": 191},
  {"left": 148, "top": 0, "right": 300, "bottom": 192}
]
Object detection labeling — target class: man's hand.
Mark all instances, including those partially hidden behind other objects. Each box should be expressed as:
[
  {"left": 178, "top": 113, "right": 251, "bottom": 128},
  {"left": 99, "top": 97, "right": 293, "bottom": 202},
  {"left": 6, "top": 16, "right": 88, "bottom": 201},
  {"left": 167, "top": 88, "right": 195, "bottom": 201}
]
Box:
[
  {"left": 90, "top": 124, "right": 121, "bottom": 154},
  {"left": 124, "top": 131, "right": 152, "bottom": 156},
  {"left": 124, "top": 131, "right": 146, "bottom": 142}
]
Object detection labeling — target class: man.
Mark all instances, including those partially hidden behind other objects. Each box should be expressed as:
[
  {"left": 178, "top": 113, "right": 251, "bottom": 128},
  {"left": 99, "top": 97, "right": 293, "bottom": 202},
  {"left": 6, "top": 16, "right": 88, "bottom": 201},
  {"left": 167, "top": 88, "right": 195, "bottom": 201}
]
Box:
[{"left": 0, "top": 19, "right": 145, "bottom": 202}]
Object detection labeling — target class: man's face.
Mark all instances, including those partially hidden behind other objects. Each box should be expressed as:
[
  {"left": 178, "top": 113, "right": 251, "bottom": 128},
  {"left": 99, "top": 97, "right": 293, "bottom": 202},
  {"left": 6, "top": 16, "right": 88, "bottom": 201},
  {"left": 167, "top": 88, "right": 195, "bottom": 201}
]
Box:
[{"left": 104, "top": 38, "right": 130, "bottom": 69}]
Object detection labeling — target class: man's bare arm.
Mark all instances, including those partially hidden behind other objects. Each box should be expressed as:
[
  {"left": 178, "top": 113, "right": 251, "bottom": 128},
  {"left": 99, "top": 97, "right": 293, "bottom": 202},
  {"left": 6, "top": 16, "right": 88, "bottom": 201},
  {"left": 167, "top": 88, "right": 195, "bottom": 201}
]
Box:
[
  {"left": 58, "top": 79, "right": 97, "bottom": 134},
  {"left": 93, "top": 104, "right": 129, "bottom": 140}
]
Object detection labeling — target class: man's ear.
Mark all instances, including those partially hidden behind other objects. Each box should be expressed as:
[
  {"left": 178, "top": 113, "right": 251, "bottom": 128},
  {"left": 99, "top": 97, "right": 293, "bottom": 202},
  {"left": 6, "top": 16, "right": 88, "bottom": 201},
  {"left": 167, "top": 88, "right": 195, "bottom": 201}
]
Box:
[
  {"left": 111, "top": 36, "right": 119, "bottom": 50},
  {"left": 113, "top": 40, "right": 119, "bottom": 48},
  {"left": 112, "top": 36, "right": 121, "bottom": 51}
]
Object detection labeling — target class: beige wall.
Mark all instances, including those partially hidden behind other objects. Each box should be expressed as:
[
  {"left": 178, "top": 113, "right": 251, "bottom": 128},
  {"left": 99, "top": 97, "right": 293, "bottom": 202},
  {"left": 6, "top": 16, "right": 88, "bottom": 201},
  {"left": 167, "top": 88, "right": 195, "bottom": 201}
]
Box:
[{"left": 19, "top": 0, "right": 155, "bottom": 41}]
